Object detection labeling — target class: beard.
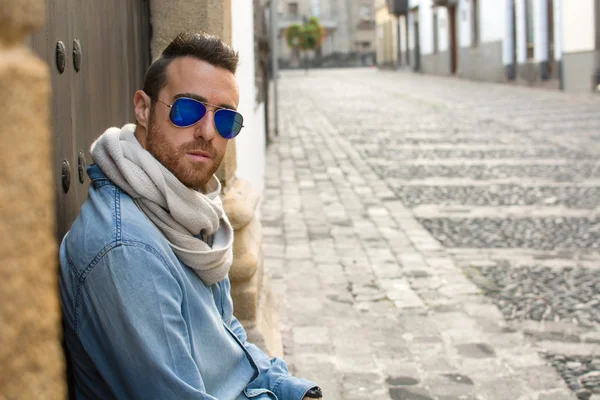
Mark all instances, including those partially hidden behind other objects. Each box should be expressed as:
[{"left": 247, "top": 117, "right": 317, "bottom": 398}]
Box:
[{"left": 146, "top": 113, "right": 225, "bottom": 189}]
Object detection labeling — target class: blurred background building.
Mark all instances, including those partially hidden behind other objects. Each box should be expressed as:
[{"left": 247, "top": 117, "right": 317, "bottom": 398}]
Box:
[
  {"left": 376, "top": 0, "right": 600, "bottom": 92},
  {"left": 277, "top": 0, "right": 377, "bottom": 68}
]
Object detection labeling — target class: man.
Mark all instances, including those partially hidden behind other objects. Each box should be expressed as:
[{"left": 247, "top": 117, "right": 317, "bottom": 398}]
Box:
[{"left": 60, "top": 32, "right": 322, "bottom": 400}]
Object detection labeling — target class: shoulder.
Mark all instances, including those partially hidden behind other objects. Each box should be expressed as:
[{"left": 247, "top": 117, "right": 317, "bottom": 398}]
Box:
[{"left": 60, "top": 165, "right": 176, "bottom": 282}]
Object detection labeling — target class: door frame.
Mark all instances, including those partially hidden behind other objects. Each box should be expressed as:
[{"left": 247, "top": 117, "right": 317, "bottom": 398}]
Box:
[{"left": 448, "top": 5, "right": 457, "bottom": 74}]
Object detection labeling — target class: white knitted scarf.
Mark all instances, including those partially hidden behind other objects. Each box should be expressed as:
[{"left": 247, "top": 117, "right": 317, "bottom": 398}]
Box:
[{"left": 90, "top": 123, "right": 233, "bottom": 285}]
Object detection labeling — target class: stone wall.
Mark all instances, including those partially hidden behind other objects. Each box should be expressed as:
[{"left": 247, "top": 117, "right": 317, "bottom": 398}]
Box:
[
  {"left": 421, "top": 51, "right": 452, "bottom": 76},
  {"left": 150, "top": 0, "right": 232, "bottom": 60},
  {"left": 515, "top": 60, "right": 560, "bottom": 90},
  {"left": 0, "top": 0, "right": 66, "bottom": 398},
  {"left": 457, "top": 40, "right": 506, "bottom": 83},
  {"left": 562, "top": 50, "right": 600, "bottom": 92}
]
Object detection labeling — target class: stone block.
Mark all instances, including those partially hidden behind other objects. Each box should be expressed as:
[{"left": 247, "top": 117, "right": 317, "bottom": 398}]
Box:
[
  {"left": 231, "top": 272, "right": 259, "bottom": 322},
  {"left": 223, "top": 178, "right": 260, "bottom": 230},
  {"left": 150, "top": 0, "right": 233, "bottom": 58},
  {"left": 217, "top": 142, "right": 237, "bottom": 188},
  {"left": 293, "top": 326, "right": 330, "bottom": 346},
  {"left": 0, "top": 46, "right": 65, "bottom": 398},
  {"left": 254, "top": 274, "right": 284, "bottom": 358},
  {"left": 0, "top": 0, "right": 45, "bottom": 45},
  {"left": 230, "top": 216, "right": 262, "bottom": 283}
]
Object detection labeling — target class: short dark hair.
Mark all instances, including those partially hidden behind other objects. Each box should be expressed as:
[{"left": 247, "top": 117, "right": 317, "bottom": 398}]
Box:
[{"left": 143, "top": 32, "right": 239, "bottom": 102}]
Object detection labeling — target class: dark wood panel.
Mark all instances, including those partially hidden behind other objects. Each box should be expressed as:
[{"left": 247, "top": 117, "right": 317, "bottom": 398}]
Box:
[{"left": 28, "top": 0, "right": 151, "bottom": 240}]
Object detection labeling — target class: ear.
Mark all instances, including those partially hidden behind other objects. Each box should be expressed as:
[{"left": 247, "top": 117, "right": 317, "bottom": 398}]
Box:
[{"left": 134, "top": 90, "right": 151, "bottom": 129}]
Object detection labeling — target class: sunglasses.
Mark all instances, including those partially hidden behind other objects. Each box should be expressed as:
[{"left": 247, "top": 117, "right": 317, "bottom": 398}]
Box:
[{"left": 152, "top": 96, "right": 244, "bottom": 139}]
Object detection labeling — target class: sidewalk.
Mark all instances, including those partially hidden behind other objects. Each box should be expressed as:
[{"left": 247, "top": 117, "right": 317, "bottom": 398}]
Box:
[{"left": 260, "top": 70, "right": 582, "bottom": 400}]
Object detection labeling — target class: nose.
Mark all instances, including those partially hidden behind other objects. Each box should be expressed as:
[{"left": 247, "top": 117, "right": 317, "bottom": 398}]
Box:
[{"left": 193, "top": 109, "right": 217, "bottom": 141}]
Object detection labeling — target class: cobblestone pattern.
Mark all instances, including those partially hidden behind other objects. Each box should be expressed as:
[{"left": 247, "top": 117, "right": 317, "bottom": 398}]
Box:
[
  {"left": 419, "top": 218, "right": 600, "bottom": 250},
  {"left": 374, "top": 164, "right": 600, "bottom": 182},
  {"left": 361, "top": 148, "right": 595, "bottom": 160},
  {"left": 466, "top": 264, "right": 600, "bottom": 326},
  {"left": 393, "top": 186, "right": 600, "bottom": 209},
  {"left": 261, "top": 69, "right": 600, "bottom": 400}
]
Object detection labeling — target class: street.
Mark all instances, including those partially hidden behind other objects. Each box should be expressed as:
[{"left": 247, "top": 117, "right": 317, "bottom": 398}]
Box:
[{"left": 261, "top": 68, "right": 600, "bottom": 400}]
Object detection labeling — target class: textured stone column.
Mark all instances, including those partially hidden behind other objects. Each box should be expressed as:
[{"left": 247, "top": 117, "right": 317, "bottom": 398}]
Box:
[
  {"left": 223, "top": 180, "right": 283, "bottom": 357},
  {"left": 150, "top": 0, "right": 282, "bottom": 357},
  {"left": 0, "top": 0, "right": 66, "bottom": 398}
]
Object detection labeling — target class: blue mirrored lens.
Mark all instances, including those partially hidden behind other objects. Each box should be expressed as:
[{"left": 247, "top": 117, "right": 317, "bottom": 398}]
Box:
[
  {"left": 214, "top": 109, "right": 244, "bottom": 139},
  {"left": 170, "top": 98, "right": 206, "bottom": 127}
]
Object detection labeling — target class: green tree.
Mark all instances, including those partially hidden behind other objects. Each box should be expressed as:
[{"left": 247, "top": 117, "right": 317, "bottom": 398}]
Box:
[{"left": 285, "top": 17, "right": 326, "bottom": 71}]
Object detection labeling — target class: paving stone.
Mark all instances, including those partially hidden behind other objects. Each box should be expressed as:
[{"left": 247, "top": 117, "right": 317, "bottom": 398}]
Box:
[
  {"left": 260, "top": 69, "right": 596, "bottom": 400},
  {"left": 293, "top": 326, "right": 329, "bottom": 345}
]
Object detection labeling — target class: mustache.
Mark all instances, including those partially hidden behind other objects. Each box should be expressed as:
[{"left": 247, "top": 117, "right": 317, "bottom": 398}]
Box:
[{"left": 181, "top": 140, "right": 217, "bottom": 157}]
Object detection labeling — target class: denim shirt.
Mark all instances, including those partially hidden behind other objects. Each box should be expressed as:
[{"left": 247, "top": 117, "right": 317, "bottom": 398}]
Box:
[{"left": 59, "top": 165, "right": 316, "bottom": 400}]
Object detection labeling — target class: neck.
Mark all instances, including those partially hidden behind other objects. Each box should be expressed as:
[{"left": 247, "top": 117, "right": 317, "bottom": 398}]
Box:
[{"left": 134, "top": 124, "right": 148, "bottom": 149}]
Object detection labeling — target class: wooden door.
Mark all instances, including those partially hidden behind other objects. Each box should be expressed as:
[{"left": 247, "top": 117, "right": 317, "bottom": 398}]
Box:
[{"left": 28, "top": 0, "right": 151, "bottom": 241}]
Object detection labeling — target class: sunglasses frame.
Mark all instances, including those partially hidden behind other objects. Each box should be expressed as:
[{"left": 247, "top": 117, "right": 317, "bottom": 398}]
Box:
[{"left": 150, "top": 96, "right": 244, "bottom": 139}]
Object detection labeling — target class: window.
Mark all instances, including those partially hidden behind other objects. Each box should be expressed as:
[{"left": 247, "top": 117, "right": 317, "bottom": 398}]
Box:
[
  {"left": 287, "top": 2, "right": 298, "bottom": 16},
  {"left": 433, "top": 9, "right": 439, "bottom": 53},
  {"left": 358, "top": 4, "right": 375, "bottom": 29},
  {"left": 311, "top": 0, "right": 320, "bottom": 17},
  {"left": 525, "top": 0, "right": 534, "bottom": 59},
  {"left": 471, "top": 0, "right": 479, "bottom": 46}
]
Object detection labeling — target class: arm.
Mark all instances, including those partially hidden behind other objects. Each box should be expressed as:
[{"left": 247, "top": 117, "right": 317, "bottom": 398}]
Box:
[
  {"left": 76, "top": 244, "right": 217, "bottom": 400},
  {"left": 221, "top": 280, "right": 319, "bottom": 400}
]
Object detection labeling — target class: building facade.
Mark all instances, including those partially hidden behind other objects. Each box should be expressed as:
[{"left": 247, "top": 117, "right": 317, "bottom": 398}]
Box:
[
  {"left": 376, "top": 0, "right": 600, "bottom": 92},
  {"left": 278, "top": 0, "right": 377, "bottom": 68}
]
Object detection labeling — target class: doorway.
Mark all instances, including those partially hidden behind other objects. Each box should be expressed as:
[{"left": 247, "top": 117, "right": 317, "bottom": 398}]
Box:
[
  {"left": 413, "top": 9, "right": 421, "bottom": 71},
  {"left": 405, "top": 14, "right": 411, "bottom": 66},
  {"left": 512, "top": 0, "right": 517, "bottom": 70},
  {"left": 547, "top": 0, "right": 555, "bottom": 77}
]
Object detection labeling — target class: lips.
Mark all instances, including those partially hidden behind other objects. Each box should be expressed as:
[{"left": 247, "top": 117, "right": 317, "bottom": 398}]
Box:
[{"left": 187, "top": 150, "right": 212, "bottom": 159}]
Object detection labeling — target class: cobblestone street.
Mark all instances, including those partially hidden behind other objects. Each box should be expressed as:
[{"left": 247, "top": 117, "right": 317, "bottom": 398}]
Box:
[{"left": 261, "top": 68, "right": 600, "bottom": 400}]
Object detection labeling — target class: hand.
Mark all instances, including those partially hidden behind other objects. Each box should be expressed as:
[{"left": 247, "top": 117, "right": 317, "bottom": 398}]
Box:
[{"left": 303, "top": 387, "right": 323, "bottom": 399}]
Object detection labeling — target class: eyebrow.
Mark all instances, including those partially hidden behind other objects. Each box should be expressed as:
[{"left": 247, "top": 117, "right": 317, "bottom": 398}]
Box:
[{"left": 173, "top": 92, "right": 237, "bottom": 111}]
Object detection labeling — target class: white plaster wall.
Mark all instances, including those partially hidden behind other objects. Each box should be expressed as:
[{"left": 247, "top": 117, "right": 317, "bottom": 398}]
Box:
[
  {"left": 457, "top": 0, "right": 506, "bottom": 49},
  {"left": 458, "top": 0, "right": 472, "bottom": 47},
  {"left": 232, "top": 0, "right": 265, "bottom": 194},
  {"left": 533, "top": 0, "right": 548, "bottom": 62},
  {"left": 502, "top": 0, "right": 514, "bottom": 65},
  {"left": 420, "top": 0, "right": 434, "bottom": 55},
  {"left": 438, "top": 7, "right": 449, "bottom": 52},
  {"left": 480, "top": 0, "right": 507, "bottom": 43},
  {"left": 515, "top": 0, "right": 527, "bottom": 63},
  {"left": 562, "top": 0, "right": 596, "bottom": 53},
  {"left": 553, "top": 0, "right": 562, "bottom": 60}
]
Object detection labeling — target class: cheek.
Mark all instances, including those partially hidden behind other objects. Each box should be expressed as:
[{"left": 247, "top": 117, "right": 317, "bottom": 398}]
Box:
[{"left": 213, "top": 137, "right": 229, "bottom": 157}]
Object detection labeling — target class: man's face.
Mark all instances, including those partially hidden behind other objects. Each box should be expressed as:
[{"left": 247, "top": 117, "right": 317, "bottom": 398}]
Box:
[{"left": 136, "top": 57, "right": 239, "bottom": 189}]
